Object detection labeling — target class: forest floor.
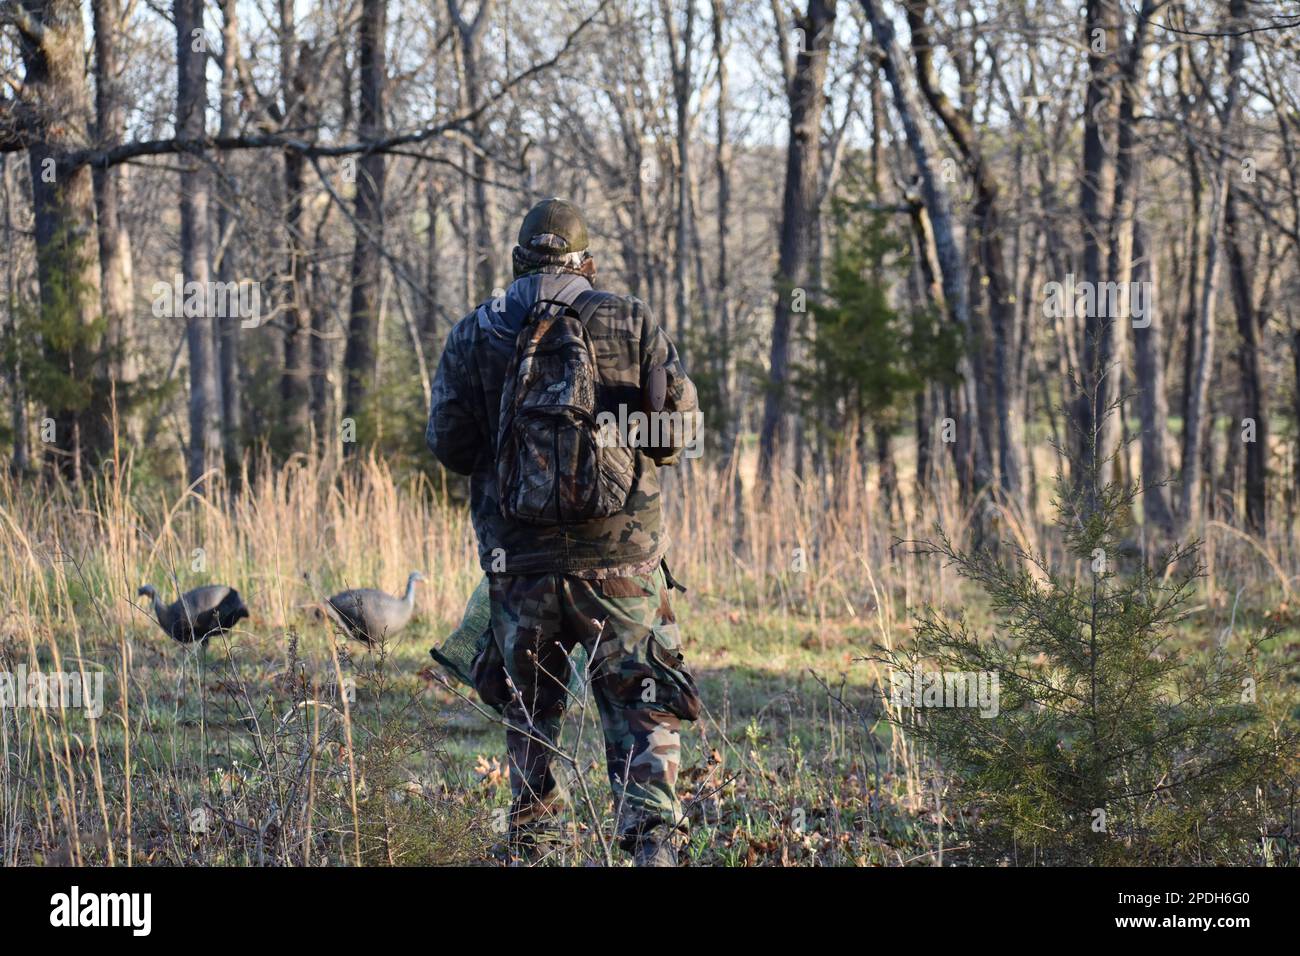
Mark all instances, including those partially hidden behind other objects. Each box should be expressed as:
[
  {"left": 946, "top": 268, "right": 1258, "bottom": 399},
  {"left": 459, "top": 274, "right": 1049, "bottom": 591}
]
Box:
[
  {"left": 14, "top": 573, "right": 1298, "bottom": 866},
  {"left": 41, "top": 593, "right": 935, "bottom": 866}
]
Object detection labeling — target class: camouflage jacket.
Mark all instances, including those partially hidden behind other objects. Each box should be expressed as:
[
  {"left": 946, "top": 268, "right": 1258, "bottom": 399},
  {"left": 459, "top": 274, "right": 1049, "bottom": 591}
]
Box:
[{"left": 427, "top": 270, "right": 699, "bottom": 576}]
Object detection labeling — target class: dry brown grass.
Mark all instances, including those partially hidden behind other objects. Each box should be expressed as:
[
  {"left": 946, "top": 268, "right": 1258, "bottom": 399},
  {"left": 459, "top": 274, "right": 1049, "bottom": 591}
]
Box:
[{"left": 0, "top": 438, "right": 1295, "bottom": 865}]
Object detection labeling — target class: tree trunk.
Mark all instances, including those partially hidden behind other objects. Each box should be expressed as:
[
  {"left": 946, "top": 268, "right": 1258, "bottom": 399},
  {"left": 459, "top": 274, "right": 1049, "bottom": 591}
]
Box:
[
  {"left": 281, "top": 142, "right": 312, "bottom": 452},
  {"left": 710, "top": 0, "right": 736, "bottom": 467},
  {"left": 663, "top": 0, "right": 694, "bottom": 340},
  {"left": 859, "top": 0, "right": 984, "bottom": 497},
  {"left": 2, "top": 156, "right": 29, "bottom": 473},
  {"left": 1102, "top": 0, "right": 1156, "bottom": 523},
  {"left": 278, "top": 26, "right": 314, "bottom": 454},
  {"left": 757, "top": 0, "right": 837, "bottom": 482},
  {"left": 309, "top": 209, "right": 333, "bottom": 444},
  {"left": 1291, "top": 322, "right": 1300, "bottom": 519},
  {"left": 448, "top": 0, "right": 496, "bottom": 300},
  {"left": 1180, "top": 0, "right": 1247, "bottom": 525},
  {"left": 15, "top": 0, "right": 106, "bottom": 478},
  {"left": 91, "top": 0, "right": 136, "bottom": 441},
  {"left": 1225, "top": 186, "right": 1266, "bottom": 534},
  {"left": 342, "top": 0, "right": 388, "bottom": 448},
  {"left": 1077, "top": 0, "right": 1120, "bottom": 505},
  {"left": 875, "top": 425, "right": 897, "bottom": 519},
  {"left": 905, "top": 0, "right": 1021, "bottom": 502},
  {"left": 216, "top": 0, "right": 242, "bottom": 470},
  {"left": 176, "top": 0, "right": 221, "bottom": 484},
  {"left": 422, "top": 179, "right": 442, "bottom": 353},
  {"left": 1131, "top": 221, "right": 1175, "bottom": 532},
  {"left": 1178, "top": 149, "right": 1202, "bottom": 482}
]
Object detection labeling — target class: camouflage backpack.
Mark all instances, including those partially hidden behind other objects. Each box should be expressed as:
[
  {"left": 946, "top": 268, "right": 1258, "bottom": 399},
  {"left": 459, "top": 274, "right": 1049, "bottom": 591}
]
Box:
[{"left": 496, "top": 290, "right": 636, "bottom": 526}]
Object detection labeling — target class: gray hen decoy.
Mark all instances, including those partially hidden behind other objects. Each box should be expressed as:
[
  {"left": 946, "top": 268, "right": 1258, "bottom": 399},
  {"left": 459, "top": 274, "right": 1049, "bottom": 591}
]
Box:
[
  {"left": 138, "top": 584, "right": 250, "bottom": 646},
  {"left": 324, "top": 572, "right": 425, "bottom": 647}
]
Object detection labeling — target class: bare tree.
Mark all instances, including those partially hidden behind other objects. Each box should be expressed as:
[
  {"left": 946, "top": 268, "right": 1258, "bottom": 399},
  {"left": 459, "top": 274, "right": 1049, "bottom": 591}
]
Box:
[
  {"left": 1076, "top": 0, "right": 1120, "bottom": 506},
  {"left": 662, "top": 0, "right": 695, "bottom": 338},
  {"left": 342, "top": 0, "right": 388, "bottom": 446},
  {"left": 710, "top": 0, "right": 734, "bottom": 456},
  {"left": 279, "top": 2, "right": 315, "bottom": 453},
  {"left": 6, "top": 0, "right": 105, "bottom": 477},
  {"left": 757, "top": 0, "right": 837, "bottom": 482},
  {"left": 91, "top": 0, "right": 136, "bottom": 438},
  {"left": 309, "top": 206, "right": 335, "bottom": 442},
  {"left": 216, "top": 0, "right": 241, "bottom": 468},
  {"left": 176, "top": 0, "right": 221, "bottom": 484},
  {"left": 1179, "top": 0, "right": 1248, "bottom": 525},
  {"left": 1224, "top": 185, "right": 1265, "bottom": 534},
  {"left": 904, "top": 0, "right": 1021, "bottom": 502},
  {"left": 1109, "top": 0, "right": 1173, "bottom": 530},
  {"left": 2, "top": 154, "right": 29, "bottom": 472},
  {"left": 859, "top": 0, "right": 983, "bottom": 497},
  {"left": 448, "top": 0, "right": 496, "bottom": 300},
  {"left": 1131, "top": 219, "right": 1175, "bottom": 533}
]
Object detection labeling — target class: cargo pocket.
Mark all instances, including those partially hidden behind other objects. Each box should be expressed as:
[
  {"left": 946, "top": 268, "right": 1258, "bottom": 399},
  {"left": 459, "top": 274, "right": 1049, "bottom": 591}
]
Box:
[
  {"left": 646, "top": 621, "right": 701, "bottom": 722},
  {"left": 597, "top": 573, "right": 655, "bottom": 600},
  {"left": 469, "top": 629, "right": 511, "bottom": 715}
]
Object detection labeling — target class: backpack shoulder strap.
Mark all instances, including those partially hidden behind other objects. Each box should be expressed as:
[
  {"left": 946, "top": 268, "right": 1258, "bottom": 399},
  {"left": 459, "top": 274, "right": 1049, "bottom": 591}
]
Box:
[
  {"left": 522, "top": 298, "right": 562, "bottom": 326},
  {"left": 571, "top": 289, "right": 616, "bottom": 326}
]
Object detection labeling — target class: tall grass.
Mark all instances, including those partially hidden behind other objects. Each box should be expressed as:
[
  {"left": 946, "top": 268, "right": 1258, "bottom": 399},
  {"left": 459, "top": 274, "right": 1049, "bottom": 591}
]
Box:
[{"left": 0, "top": 439, "right": 1295, "bottom": 865}]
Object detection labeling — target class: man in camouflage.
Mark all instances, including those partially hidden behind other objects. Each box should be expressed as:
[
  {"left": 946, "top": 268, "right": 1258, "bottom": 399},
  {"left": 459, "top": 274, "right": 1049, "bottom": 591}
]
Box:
[{"left": 427, "top": 198, "right": 702, "bottom": 866}]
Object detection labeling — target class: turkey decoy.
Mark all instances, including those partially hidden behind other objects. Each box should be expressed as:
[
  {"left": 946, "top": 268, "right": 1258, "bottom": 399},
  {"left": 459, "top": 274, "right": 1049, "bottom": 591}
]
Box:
[
  {"left": 323, "top": 571, "right": 425, "bottom": 647},
  {"left": 138, "top": 584, "right": 250, "bottom": 646}
]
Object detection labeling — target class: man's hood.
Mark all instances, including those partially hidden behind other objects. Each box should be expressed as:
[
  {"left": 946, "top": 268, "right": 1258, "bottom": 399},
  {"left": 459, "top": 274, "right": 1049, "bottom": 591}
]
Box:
[{"left": 476, "top": 271, "right": 593, "bottom": 339}]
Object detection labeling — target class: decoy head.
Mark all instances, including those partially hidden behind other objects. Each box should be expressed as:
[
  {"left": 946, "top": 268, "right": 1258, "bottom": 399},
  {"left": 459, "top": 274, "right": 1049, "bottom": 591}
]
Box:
[{"left": 137, "top": 584, "right": 157, "bottom": 599}]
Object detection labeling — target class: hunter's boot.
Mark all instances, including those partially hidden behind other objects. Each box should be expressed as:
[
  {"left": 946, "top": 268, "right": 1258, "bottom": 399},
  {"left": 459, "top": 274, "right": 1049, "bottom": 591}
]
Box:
[{"left": 632, "top": 828, "right": 679, "bottom": 867}]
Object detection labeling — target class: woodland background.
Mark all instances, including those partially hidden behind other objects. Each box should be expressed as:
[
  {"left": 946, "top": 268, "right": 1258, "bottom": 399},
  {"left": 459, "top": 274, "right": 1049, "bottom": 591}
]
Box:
[{"left": 0, "top": 0, "right": 1296, "bottom": 528}]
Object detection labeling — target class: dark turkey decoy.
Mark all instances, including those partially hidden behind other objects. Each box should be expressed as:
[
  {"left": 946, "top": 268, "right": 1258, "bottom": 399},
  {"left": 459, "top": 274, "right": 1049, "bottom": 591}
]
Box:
[
  {"left": 138, "top": 584, "right": 250, "bottom": 646},
  {"left": 324, "top": 572, "right": 425, "bottom": 647}
]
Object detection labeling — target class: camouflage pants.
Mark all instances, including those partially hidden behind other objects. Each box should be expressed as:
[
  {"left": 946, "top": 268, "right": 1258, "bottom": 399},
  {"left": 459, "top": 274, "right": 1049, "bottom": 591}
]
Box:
[{"left": 477, "top": 567, "right": 700, "bottom": 846}]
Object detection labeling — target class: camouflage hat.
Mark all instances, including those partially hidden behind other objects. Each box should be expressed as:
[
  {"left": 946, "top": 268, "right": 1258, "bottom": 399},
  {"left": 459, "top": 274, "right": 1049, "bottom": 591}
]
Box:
[{"left": 517, "top": 198, "right": 589, "bottom": 257}]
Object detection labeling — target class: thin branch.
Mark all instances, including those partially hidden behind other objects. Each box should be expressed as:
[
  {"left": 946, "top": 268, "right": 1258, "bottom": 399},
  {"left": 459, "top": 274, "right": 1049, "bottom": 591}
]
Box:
[{"left": 62, "top": 0, "right": 609, "bottom": 172}]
